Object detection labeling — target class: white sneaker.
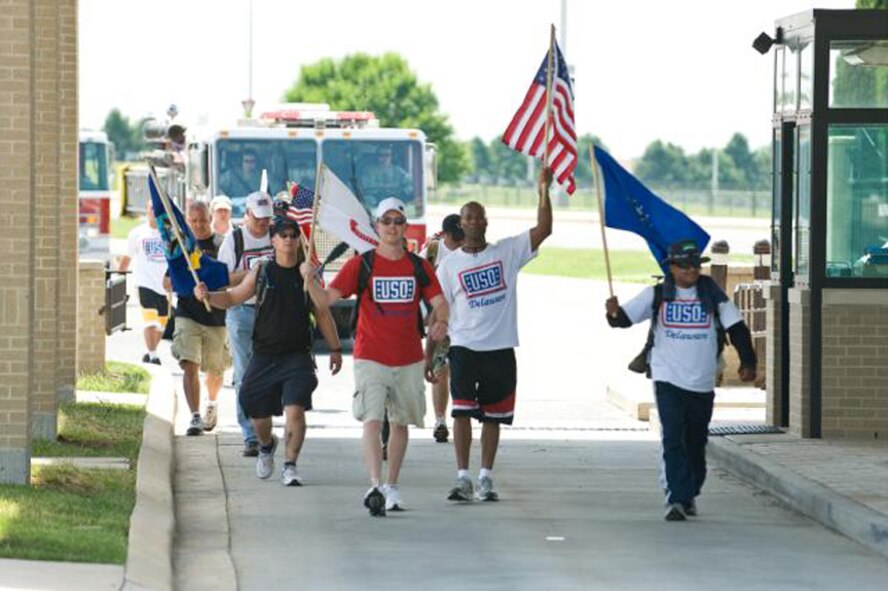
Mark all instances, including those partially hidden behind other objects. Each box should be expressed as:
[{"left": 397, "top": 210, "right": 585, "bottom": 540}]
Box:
[
  {"left": 186, "top": 414, "right": 203, "bottom": 436},
  {"left": 202, "top": 405, "right": 218, "bottom": 432},
  {"left": 383, "top": 484, "right": 404, "bottom": 511},
  {"left": 255, "top": 435, "right": 278, "bottom": 479},
  {"left": 281, "top": 463, "right": 303, "bottom": 486},
  {"left": 447, "top": 475, "right": 473, "bottom": 502},
  {"left": 476, "top": 475, "right": 499, "bottom": 502}
]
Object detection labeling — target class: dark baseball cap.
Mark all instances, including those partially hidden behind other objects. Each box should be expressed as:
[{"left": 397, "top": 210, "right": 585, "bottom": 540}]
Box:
[
  {"left": 663, "top": 239, "right": 710, "bottom": 265},
  {"left": 270, "top": 215, "right": 299, "bottom": 236}
]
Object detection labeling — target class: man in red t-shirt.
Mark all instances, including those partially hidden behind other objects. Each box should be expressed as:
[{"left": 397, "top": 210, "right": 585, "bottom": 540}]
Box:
[{"left": 303, "top": 197, "right": 449, "bottom": 517}]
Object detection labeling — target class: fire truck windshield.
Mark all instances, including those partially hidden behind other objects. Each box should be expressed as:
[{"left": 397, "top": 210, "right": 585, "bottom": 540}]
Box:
[
  {"left": 79, "top": 141, "right": 109, "bottom": 191},
  {"left": 323, "top": 140, "right": 424, "bottom": 219},
  {"left": 216, "top": 138, "right": 318, "bottom": 217}
]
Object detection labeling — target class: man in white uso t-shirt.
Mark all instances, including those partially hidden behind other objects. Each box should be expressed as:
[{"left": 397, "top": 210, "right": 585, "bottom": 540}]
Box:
[
  {"left": 432, "top": 167, "right": 553, "bottom": 503},
  {"left": 605, "top": 239, "right": 757, "bottom": 522}
]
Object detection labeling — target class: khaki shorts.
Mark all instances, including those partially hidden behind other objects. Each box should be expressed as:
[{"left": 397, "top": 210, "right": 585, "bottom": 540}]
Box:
[
  {"left": 353, "top": 360, "right": 426, "bottom": 428},
  {"left": 171, "top": 317, "right": 230, "bottom": 375}
]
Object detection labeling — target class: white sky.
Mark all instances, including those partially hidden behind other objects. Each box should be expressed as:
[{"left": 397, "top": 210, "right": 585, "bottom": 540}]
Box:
[{"left": 79, "top": 0, "right": 855, "bottom": 160}]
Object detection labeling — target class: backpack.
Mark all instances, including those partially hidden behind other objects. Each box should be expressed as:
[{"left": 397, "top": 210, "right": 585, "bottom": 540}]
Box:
[
  {"left": 628, "top": 280, "right": 726, "bottom": 377},
  {"left": 233, "top": 226, "right": 245, "bottom": 268},
  {"left": 253, "top": 258, "right": 316, "bottom": 334},
  {"left": 349, "top": 250, "right": 431, "bottom": 338}
]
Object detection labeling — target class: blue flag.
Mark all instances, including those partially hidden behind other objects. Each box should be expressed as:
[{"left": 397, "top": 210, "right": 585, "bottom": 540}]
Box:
[
  {"left": 148, "top": 175, "right": 229, "bottom": 295},
  {"left": 595, "top": 146, "right": 710, "bottom": 270}
]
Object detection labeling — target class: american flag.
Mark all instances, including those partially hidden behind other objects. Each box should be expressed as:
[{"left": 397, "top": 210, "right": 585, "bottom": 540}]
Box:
[
  {"left": 502, "top": 40, "right": 577, "bottom": 194},
  {"left": 287, "top": 182, "right": 321, "bottom": 267}
]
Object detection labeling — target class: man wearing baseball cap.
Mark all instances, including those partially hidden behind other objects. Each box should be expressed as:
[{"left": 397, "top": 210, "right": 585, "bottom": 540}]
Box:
[
  {"left": 217, "top": 190, "right": 275, "bottom": 456},
  {"left": 605, "top": 238, "right": 757, "bottom": 521},
  {"left": 303, "top": 196, "right": 450, "bottom": 517}
]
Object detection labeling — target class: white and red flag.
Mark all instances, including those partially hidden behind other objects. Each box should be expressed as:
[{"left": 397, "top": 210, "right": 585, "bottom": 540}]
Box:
[
  {"left": 316, "top": 165, "right": 379, "bottom": 254},
  {"left": 502, "top": 37, "right": 577, "bottom": 194}
]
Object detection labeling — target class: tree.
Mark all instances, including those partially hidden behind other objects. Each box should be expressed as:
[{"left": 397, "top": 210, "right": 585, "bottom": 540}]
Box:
[
  {"left": 284, "top": 53, "right": 468, "bottom": 183},
  {"left": 635, "top": 140, "right": 691, "bottom": 185},
  {"left": 102, "top": 109, "right": 146, "bottom": 160}
]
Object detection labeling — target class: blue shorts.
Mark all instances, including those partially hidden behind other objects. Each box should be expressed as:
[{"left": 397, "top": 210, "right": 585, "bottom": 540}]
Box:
[{"left": 239, "top": 352, "right": 318, "bottom": 418}]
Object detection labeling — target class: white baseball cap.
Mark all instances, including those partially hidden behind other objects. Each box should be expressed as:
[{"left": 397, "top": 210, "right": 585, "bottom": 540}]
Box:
[
  {"left": 211, "top": 194, "right": 232, "bottom": 211},
  {"left": 245, "top": 191, "right": 273, "bottom": 218},
  {"left": 374, "top": 197, "right": 407, "bottom": 220}
]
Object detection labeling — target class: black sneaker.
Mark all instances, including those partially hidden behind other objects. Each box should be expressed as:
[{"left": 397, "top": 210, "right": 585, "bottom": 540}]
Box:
[
  {"left": 242, "top": 441, "right": 260, "bottom": 457},
  {"left": 149, "top": 357, "right": 161, "bottom": 365},
  {"left": 433, "top": 423, "right": 449, "bottom": 443},
  {"left": 364, "top": 486, "right": 386, "bottom": 517},
  {"left": 142, "top": 353, "right": 151, "bottom": 363},
  {"left": 186, "top": 414, "right": 204, "bottom": 436},
  {"left": 664, "top": 503, "right": 687, "bottom": 521},
  {"left": 684, "top": 500, "right": 697, "bottom": 516}
]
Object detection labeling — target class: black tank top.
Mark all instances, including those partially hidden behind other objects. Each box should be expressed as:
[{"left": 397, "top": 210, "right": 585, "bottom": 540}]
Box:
[{"left": 252, "top": 261, "right": 312, "bottom": 355}]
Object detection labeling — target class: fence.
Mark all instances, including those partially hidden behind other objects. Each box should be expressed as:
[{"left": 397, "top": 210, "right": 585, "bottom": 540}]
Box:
[{"left": 434, "top": 183, "right": 771, "bottom": 219}]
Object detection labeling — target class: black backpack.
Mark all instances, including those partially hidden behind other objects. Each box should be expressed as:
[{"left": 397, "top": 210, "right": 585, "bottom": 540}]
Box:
[
  {"left": 628, "top": 280, "right": 726, "bottom": 377},
  {"left": 350, "top": 250, "right": 431, "bottom": 338}
]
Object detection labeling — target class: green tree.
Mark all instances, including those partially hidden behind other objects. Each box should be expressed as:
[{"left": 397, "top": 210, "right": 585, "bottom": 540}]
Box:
[
  {"left": 635, "top": 140, "right": 691, "bottom": 185},
  {"left": 283, "top": 52, "right": 468, "bottom": 183},
  {"left": 575, "top": 134, "right": 607, "bottom": 185},
  {"left": 467, "top": 137, "right": 491, "bottom": 179},
  {"left": 102, "top": 109, "right": 145, "bottom": 159}
]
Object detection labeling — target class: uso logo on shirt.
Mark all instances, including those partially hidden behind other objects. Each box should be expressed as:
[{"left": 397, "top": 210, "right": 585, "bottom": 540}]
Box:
[
  {"left": 143, "top": 238, "right": 166, "bottom": 262},
  {"left": 372, "top": 276, "right": 416, "bottom": 303},
  {"left": 661, "top": 299, "right": 711, "bottom": 329},
  {"left": 459, "top": 261, "right": 506, "bottom": 298}
]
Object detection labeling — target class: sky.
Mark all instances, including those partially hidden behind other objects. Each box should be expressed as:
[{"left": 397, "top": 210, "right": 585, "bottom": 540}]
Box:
[{"left": 79, "top": 0, "right": 855, "bottom": 160}]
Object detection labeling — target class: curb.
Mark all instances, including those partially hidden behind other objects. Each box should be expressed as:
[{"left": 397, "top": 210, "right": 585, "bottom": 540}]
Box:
[
  {"left": 709, "top": 437, "right": 888, "bottom": 559},
  {"left": 122, "top": 365, "right": 176, "bottom": 591}
]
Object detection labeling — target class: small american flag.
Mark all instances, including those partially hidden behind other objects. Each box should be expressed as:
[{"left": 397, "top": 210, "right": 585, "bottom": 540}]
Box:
[
  {"left": 287, "top": 183, "right": 321, "bottom": 267},
  {"left": 502, "top": 40, "right": 577, "bottom": 194}
]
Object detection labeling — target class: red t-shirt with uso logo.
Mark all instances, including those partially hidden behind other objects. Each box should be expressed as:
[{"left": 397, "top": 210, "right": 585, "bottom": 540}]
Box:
[{"left": 331, "top": 252, "right": 442, "bottom": 366}]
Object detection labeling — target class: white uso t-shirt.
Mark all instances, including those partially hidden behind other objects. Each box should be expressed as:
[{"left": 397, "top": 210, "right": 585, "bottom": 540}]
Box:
[
  {"left": 217, "top": 227, "right": 273, "bottom": 304},
  {"left": 621, "top": 284, "right": 744, "bottom": 393},
  {"left": 126, "top": 223, "right": 167, "bottom": 296},
  {"left": 436, "top": 232, "right": 536, "bottom": 351}
]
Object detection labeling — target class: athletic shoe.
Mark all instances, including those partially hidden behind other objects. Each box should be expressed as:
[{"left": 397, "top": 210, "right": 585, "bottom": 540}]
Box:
[
  {"left": 242, "top": 441, "right": 259, "bottom": 457},
  {"left": 433, "top": 423, "right": 449, "bottom": 443},
  {"left": 364, "top": 486, "right": 386, "bottom": 517},
  {"left": 447, "top": 475, "right": 474, "bottom": 502},
  {"left": 476, "top": 475, "right": 499, "bottom": 502},
  {"left": 202, "top": 405, "right": 218, "bottom": 432},
  {"left": 141, "top": 353, "right": 151, "bottom": 363},
  {"left": 383, "top": 484, "right": 404, "bottom": 512},
  {"left": 255, "top": 435, "right": 278, "bottom": 479},
  {"left": 281, "top": 463, "right": 302, "bottom": 487},
  {"left": 186, "top": 414, "right": 203, "bottom": 436},
  {"left": 149, "top": 356, "right": 161, "bottom": 365},
  {"left": 664, "top": 503, "right": 687, "bottom": 521},
  {"left": 684, "top": 500, "right": 697, "bottom": 517}
]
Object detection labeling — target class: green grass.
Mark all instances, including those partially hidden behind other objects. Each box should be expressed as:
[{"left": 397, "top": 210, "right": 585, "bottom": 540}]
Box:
[
  {"left": 0, "top": 465, "right": 135, "bottom": 563},
  {"left": 524, "top": 248, "right": 755, "bottom": 283},
  {"left": 111, "top": 215, "right": 140, "bottom": 240},
  {"left": 31, "top": 402, "right": 146, "bottom": 461},
  {"left": 76, "top": 361, "right": 150, "bottom": 394}
]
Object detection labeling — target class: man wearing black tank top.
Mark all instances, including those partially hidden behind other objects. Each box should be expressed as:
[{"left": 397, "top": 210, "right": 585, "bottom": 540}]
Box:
[{"left": 195, "top": 216, "right": 343, "bottom": 486}]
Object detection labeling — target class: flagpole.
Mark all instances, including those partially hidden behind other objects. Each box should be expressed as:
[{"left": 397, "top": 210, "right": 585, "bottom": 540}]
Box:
[
  {"left": 148, "top": 165, "right": 212, "bottom": 311},
  {"left": 304, "top": 161, "right": 325, "bottom": 291},
  {"left": 590, "top": 146, "right": 614, "bottom": 298},
  {"left": 542, "top": 24, "right": 556, "bottom": 166}
]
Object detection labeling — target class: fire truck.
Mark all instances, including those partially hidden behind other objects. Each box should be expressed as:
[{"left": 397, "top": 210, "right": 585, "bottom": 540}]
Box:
[
  {"left": 135, "top": 104, "right": 438, "bottom": 335},
  {"left": 78, "top": 130, "right": 113, "bottom": 259}
]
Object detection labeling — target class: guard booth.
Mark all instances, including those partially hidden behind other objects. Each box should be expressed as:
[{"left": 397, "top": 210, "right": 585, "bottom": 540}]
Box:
[{"left": 759, "top": 9, "right": 888, "bottom": 438}]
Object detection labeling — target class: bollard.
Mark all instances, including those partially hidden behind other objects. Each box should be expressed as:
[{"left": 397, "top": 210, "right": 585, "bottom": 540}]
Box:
[
  {"left": 754, "top": 239, "right": 771, "bottom": 281},
  {"left": 709, "top": 240, "right": 730, "bottom": 291}
]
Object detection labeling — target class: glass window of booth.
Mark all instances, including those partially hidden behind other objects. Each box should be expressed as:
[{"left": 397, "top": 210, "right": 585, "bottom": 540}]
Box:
[{"left": 830, "top": 41, "right": 888, "bottom": 109}]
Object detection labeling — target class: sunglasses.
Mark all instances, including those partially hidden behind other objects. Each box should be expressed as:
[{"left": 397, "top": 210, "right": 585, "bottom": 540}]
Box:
[
  {"left": 378, "top": 216, "right": 406, "bottom": 226},
  {"left": 673, "top": 260, "right": 701, "bottom": 270}
]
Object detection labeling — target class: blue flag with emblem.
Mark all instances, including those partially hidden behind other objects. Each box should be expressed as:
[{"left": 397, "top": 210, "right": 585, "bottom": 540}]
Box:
[
  {"left": 595, "top": 146, "right": 710, "bottom": 271},
  {"left": 148, "top": 174, "right": 229, "bottom": 295}
]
